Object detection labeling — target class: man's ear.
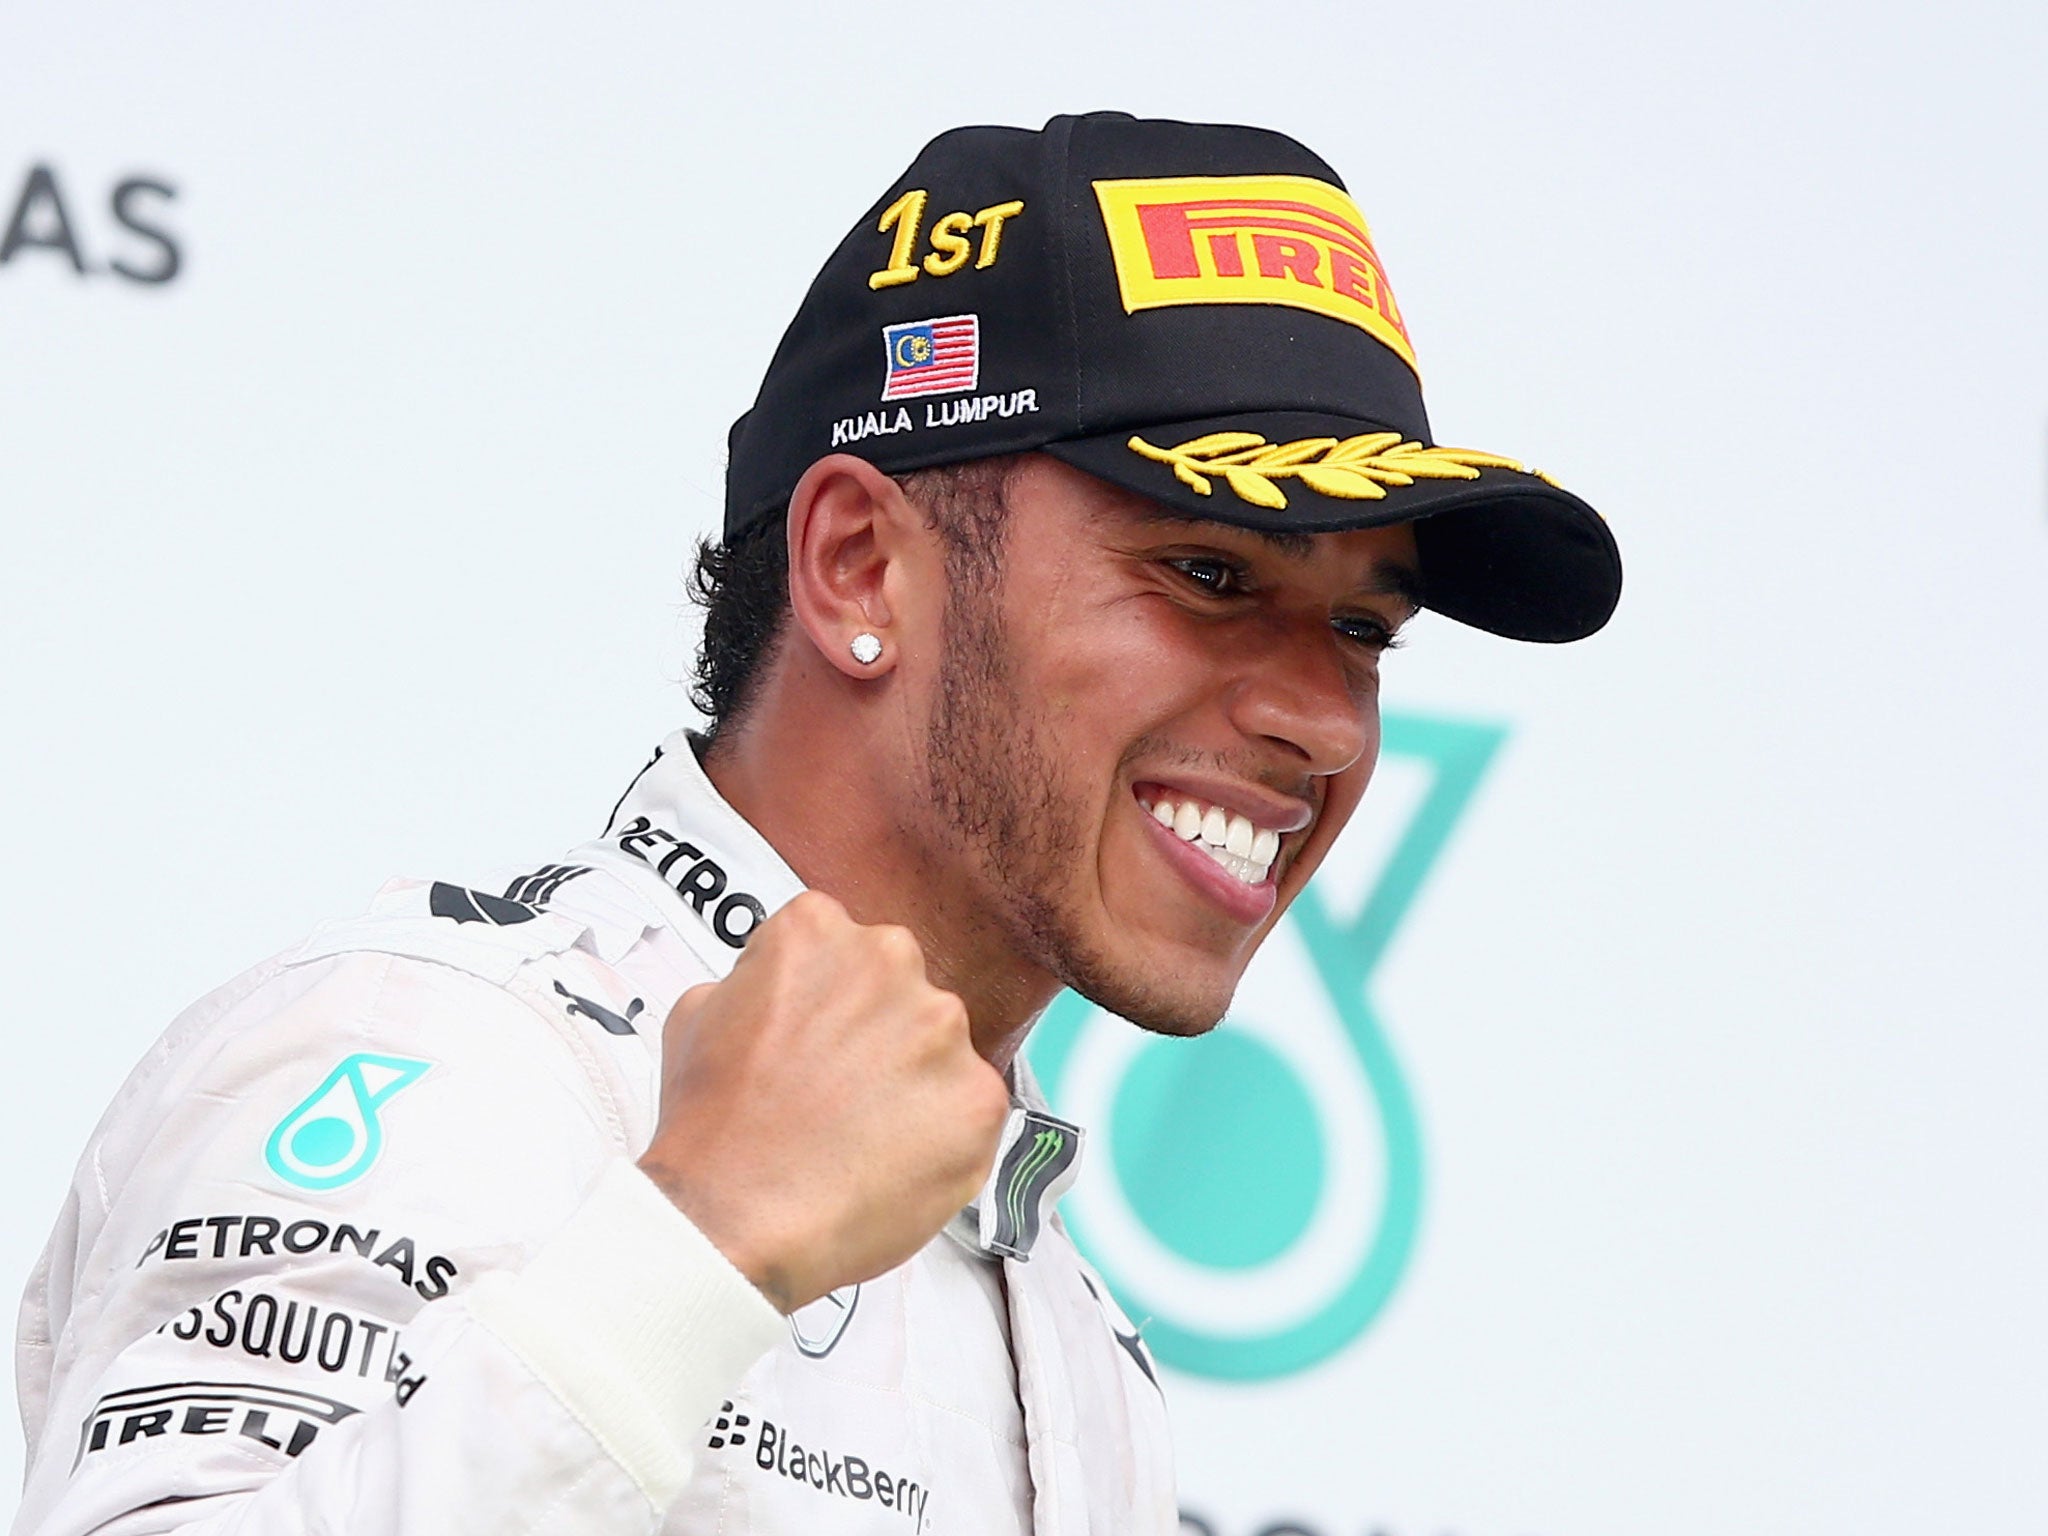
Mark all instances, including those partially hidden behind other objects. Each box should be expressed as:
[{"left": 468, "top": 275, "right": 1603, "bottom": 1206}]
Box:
[{"left": 784, "top": 453, "right": 922, "bottom": 678}]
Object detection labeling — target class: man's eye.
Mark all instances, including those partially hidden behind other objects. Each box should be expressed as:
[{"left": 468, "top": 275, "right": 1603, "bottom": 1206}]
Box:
[
  {"left": 1333, "top": 615, "right": 1403, "bottom": 651},
  {"left": 1168, "top": 557, "right": 1243, "bottom": 595}
]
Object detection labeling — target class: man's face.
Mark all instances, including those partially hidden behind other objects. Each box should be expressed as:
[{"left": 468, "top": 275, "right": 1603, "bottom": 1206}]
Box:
[{"left": 916, "top": 455, "right": 1420, "bottom": 1036}]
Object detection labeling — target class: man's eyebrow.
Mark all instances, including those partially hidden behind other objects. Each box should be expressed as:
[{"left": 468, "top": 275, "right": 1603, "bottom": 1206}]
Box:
[
  {"left": 1127, "top": 507, "right": 1322, "bottom": 560},
  {"left": 1365, "top": 559, "right": 1424, "bottom": 613},
  {"left": 1242, "top": 527, "right": 1314, "bottom": 558}
]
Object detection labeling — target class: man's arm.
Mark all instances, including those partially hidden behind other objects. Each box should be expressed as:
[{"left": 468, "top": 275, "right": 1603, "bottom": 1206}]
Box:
[
  {"left": 15, "top": 892, "right": 1002, "bottom": 1536},
  {"left": 14, "top": 947, "right": 783, "bottom": 1536}
]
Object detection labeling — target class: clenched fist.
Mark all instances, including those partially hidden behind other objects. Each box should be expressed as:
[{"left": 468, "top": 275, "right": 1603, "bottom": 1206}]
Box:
[{"left": 636, "top": 891, "right": 1010, "bottom": 1312}]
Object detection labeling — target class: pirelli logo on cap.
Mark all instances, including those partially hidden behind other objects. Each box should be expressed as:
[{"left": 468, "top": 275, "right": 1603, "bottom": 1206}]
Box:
[{"left": 1093, "top": 174, "right": 1417, "bottom": 374}]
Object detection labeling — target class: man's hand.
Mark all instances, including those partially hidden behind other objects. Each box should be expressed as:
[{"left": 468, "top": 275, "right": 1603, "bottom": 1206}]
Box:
[{"left": 636, "top": 891, "right": 1009, "bottom": 1313}]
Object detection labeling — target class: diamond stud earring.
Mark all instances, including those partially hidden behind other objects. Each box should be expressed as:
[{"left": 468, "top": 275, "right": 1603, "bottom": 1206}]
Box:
[{"left": 849, "top": 633, "right": 883, "bottom": 665}]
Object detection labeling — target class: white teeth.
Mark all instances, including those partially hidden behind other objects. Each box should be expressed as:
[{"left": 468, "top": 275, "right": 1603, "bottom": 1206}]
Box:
[
  {"left": 1145, "top": 794, "right": 1283, "bottom": 884},
  {"left": 1225, "top": 813, "right": 1254, "bottom": 857}
]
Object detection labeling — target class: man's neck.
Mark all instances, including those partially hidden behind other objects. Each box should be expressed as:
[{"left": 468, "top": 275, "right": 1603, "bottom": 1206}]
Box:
[{"left": 699, "top": 712, "right": 1053, "bottom": 1075}]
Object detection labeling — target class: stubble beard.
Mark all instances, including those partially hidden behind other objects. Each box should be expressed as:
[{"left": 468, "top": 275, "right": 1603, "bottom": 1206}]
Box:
[{"left": 921, "top": 582, "right": 1227, "bottom": 1038}]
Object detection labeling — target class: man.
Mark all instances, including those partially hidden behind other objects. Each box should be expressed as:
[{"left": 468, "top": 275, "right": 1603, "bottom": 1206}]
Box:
[{"left": 12, "top": 113, "right": 1619, "bottom": 1535}]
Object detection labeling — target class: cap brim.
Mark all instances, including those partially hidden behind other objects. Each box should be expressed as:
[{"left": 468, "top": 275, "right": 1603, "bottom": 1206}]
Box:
[{"left": 1042, "top": 411, "right": 1621, "bottom": 643}]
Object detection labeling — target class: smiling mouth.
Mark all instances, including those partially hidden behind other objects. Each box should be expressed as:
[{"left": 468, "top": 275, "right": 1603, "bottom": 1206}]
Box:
[{"left": 1137, "top": 791, "right": 1284, "bottom": 886}]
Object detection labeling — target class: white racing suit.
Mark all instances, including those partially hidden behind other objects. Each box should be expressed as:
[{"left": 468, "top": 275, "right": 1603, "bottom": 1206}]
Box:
[{"left": 13, "top": 733, "right": 1176, "bottom": 1535}]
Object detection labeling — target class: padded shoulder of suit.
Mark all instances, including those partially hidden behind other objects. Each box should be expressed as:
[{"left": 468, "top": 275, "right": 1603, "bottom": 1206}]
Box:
[{"left": 279, "top": 877, "right": 599, "bottom": 987}]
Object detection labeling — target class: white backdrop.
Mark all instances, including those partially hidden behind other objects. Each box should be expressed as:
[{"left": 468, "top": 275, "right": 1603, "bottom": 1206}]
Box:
[{"left": 5, "top": 3, "right": 2047, "bottom": 1533}]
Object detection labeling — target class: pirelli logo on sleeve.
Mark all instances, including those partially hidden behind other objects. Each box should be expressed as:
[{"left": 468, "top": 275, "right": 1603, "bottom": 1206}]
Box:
[{"left": 1092, "top": 173, "right": 1417, "bottom": 374}]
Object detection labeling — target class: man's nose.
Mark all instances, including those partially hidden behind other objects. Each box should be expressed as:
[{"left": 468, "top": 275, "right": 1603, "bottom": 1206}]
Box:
[{"left": 1222, "top": 617, "right": 1375, "bottom": 776}]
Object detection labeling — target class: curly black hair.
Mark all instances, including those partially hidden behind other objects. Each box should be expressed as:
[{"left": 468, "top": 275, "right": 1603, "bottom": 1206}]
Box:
[{"left": 688, "top": 457, "right": 1022, "bottom": 740}]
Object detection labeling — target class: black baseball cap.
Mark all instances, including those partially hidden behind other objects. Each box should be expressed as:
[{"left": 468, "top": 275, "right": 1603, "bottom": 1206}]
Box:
[{"left": 724, "top": 111, "right": 1621, "bottom": 642}]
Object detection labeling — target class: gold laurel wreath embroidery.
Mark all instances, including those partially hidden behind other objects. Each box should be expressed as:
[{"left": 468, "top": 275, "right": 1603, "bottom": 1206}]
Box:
[{"left": 1127, "top": 432, "right": 1555, "bottom": 510}]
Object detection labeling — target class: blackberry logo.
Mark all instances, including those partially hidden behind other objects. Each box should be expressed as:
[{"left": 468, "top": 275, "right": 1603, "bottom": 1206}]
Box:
[
  {"left": 706, "top": 1400, "right": 750, "bottom": 1450},
  {"left": 747, "top": 1416, "right": 930, "bottom": 1527}
]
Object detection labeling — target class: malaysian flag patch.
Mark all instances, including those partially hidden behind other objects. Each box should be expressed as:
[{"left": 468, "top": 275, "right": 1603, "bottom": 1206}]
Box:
[{"left": 880, "top": 314, "right": 980, "bottom": 401}]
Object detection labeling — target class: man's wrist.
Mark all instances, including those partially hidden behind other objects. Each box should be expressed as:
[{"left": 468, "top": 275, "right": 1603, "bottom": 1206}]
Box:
[{"left": 635, "top": 1152, "right": 800, "bottom": 1314}]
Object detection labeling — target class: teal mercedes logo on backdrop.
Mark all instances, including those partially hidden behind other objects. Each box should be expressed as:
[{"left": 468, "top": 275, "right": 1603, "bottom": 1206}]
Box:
[{"left": 1027, "top": 712, "right": 1504, "bottom": 1381}]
